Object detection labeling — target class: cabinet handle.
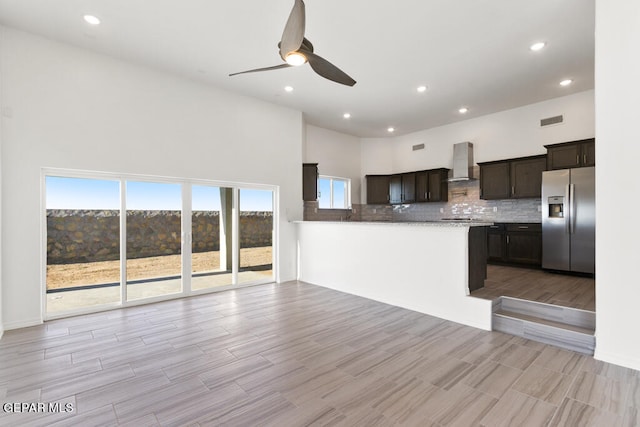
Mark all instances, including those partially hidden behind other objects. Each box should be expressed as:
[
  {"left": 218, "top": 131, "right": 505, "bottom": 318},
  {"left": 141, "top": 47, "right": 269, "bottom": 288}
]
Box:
[
  {"left": 511, "top": 186, "right": 515, "bottom": 196},
  {"left": 518, "top": 226, "right": 529, "bottom": 229},
  {"left": 576, "top": 155, "right": 580, "bottom": 165},
  {"left": 387, "top": 194, "right": 390, "bottom": 201},
  {"left": 490, "top": 226, "right": 499, "bottom": 229},
  {"left": 507, "top": 235, "right": 510, "bottom": 244},
  {"left": 425, "top": 192, "right": 428, "bottom": 199},
  {"left": 583, "top": 154, "right": 587, "bottom": 164},
  {"left": 428, "top": 191, "right": 431, "bottom": 200}
]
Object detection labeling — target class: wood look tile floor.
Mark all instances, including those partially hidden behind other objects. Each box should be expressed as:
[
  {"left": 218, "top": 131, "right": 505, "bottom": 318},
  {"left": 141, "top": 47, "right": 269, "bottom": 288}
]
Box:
[
  {"left": 471, "top": 265, "right": 596, "bottom": 311},
  {"left": 1, "top": 281, "right": 633, "bottom": 426}
]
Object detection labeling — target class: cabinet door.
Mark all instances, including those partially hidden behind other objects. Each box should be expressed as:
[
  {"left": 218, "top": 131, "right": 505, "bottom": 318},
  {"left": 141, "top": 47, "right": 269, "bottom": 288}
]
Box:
[
  {"left": 547, "top": 144, "right": 581, "bottom": 170},
  {"left": 389, "top": 175, "right": 403, "bottom": 204},
  {"left": 302, "top": 163, "right": 318, "bottom": 201},
  {"left": 505, "top": 224, "right": 542, "bottom": 265},
  {"left": 487, "top": 226, "right": 506, "bottom": 262},
  {"left": 511, "top": 156, "right": 546, "bottom": 198},
  {"left": 582, "top": 140, "right": 596, "bottom": 167},
  {"left": 427, "top": 169, "right": 448, "bottom": 202},
  {"left": 480, "top": 162, "right": 510, "bottom": 200},
  {"left": 415, "top": 171, "right": 428, "bottom": 202},
  {"left": 402, "top": 172, "right": 416, "bottom": 203},
  {"left": 366, "top": 175, "right": 390, "bottom": 204}
]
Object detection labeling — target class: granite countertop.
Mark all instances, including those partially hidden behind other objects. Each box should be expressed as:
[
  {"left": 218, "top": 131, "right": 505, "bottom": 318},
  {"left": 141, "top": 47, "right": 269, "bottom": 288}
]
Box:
[{"left": 294, "top": 220, "right": 494, "bottom": 227}]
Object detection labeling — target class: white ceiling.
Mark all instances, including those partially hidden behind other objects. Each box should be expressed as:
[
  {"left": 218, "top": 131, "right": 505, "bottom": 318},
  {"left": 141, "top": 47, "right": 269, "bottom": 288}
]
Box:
[{"left": 0, "top": 0, "right": 595, "bottom": 137}]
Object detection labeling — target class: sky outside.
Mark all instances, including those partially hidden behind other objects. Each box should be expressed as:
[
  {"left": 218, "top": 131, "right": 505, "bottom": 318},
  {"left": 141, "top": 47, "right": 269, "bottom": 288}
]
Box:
[{"left": 46, "top": 176, "right": 273, "bottom": 211}]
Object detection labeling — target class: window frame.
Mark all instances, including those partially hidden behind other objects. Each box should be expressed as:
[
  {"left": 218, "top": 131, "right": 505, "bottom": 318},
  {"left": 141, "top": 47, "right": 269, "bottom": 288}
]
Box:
[
  {"left": 41, "top": 167, "right": 278, "bottom": 320},
  {"left": 317, "top": 175, "right": 351, "bottom": 209}
]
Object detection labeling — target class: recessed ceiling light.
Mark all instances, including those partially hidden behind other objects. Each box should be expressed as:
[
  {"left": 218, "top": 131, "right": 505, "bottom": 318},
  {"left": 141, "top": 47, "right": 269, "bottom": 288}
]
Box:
[
  {"left": 559, "top": 79, "right": 573, "bottom": 87},
  {"left": 343, "top": 113, "right": 351, "bottom": 119},
  {"left": 417, "top": 85, "right": 428, "bottom": 93},
  {"left": 458, "top": 107, "right": 469, "bottom": 114},
  {"left": 83, "top": 15, "right": 101, "bottom": 25},
  {"left": 530, "top": 42, "right": 546, "bottom": 51},
  {"left": 284, "top": 86, "right": 294, "bottom": 92},
  {"left": 387, "top": 127, "right": 395, "bottom": 133}
]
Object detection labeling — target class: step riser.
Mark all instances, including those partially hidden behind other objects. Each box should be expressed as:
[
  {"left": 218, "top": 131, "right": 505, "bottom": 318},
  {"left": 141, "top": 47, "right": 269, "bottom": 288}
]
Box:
[
  {"left": 500, "top": 297, "right": 595, "bottom": 330},
  {"left": 493, "top": 314, "right": 595, "bottom": 355}
]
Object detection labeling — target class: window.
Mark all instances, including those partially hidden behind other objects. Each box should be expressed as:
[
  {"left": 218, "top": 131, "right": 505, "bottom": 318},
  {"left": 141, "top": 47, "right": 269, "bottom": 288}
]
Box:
[
  {"left": 43, "top": 169, "right": 277, "bottom": 319},
  {"left": 318, "top": 176, "right": 351, "bottom": 209}
]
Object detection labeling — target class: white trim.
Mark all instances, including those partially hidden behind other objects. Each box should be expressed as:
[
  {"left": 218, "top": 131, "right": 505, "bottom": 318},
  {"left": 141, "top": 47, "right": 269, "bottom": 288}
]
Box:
[
  {"left": 318, "top": 175, "right": 352, "bottom": 209},
  {"left": 232, "top": 187, "right": 239, "bottom": 285},
  {"left": 41, "top": 167, "right": 279, "bottom": 321},
  {"left": 594, "top": 349, "right": 640, "bottom": 372},
  {"left": 40, "top": 170, "right": 48, "bottom": 323},
  {"left": 4, "top": 318, "right": 44, "bottom": 331},
  {"left": 181, "top": 183, "right": 192, "bottom": 295},
  {"left": 119, "top": 180, "right": 127, "bottom": 304}
]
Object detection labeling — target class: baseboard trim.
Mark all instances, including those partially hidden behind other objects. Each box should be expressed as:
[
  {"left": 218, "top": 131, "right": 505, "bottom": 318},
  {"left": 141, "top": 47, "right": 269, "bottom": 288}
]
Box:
[
  {"left": 594, "top": 349, "right": 640, "bottom": 372},
  {"left": 2, "top": 318, "right": 43, "bottom": 331}
]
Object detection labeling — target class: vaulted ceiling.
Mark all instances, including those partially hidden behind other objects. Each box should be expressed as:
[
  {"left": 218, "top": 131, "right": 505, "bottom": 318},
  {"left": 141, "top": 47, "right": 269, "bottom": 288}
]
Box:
[{"left": 0, "top": 0, "right": 595, "bottom": 137}]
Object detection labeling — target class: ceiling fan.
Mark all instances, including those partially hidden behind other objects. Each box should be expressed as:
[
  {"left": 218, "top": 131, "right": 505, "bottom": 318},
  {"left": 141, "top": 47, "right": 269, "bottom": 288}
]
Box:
[{"left": 229, "top": 0, "right": 356, "bottom": 87}]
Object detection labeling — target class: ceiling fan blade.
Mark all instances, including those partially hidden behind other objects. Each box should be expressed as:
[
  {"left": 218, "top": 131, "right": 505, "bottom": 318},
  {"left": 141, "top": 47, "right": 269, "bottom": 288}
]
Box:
[
  {"left": 304, "top": 51, "right": 356, "bottom": 86},
  {"left": 279, "top": 0, "right": 306, "bottom": 60},
  {"left": 229, "top": 63, "right": 292, "bottom": 77}
]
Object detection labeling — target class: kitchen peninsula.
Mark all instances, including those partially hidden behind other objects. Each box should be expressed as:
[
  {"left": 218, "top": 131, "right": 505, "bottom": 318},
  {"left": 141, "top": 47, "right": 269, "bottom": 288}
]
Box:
[{"left": 296, "top": 221, "right": 493, "bottom": 330}]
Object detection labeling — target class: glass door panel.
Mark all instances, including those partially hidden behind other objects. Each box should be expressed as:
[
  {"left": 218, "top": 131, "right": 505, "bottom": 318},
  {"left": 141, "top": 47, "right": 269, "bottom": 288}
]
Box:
[
  {"left": 191, "top": 185, "right": 234, "bottom": 290},
  {"left": 126, "top": 181, "right": 182, "bottom": 301},
  {"left": 45, "top": 176, "right": 121, "bottom": 314},
  {"left": 238, "top": 189, "right": 274, "bottom": 284}
]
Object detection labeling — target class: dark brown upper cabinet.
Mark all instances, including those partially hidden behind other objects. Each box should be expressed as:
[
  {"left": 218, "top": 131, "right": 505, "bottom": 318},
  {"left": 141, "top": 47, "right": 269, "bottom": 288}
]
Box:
[
  {"left": 545, "top": 138, "right": 595, "bottom": 170},
  {"left": 479, "top": 161, "right": 511, "bottom": 199},
  {"left": 390, "top": 172, "right": 416, "bottom": 204},
  {"left": 510, "top": 156, "right": 547, "bottom": 198},
  {"left": 479, "top": 155, "right": 547, "bottom": 200},
  {"left": 365, "top": 175, "right": 391, "bottom": 204},
  {"left": 302, "top": 163, "right": 318, "bottom": 201},
  {"left": 416, "top": 168, "right": 450, "bottom": 202}
]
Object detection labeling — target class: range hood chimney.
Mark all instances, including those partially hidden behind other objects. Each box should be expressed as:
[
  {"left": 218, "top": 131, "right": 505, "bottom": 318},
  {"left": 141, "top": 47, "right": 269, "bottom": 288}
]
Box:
[{"left": 449, "top": 142, "right": 475, "bottom": 182}]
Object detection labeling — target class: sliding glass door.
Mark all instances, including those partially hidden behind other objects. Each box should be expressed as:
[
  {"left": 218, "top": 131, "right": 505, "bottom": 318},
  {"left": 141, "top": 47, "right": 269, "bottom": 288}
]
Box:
[
  {"left": 238, "top": 188, "right": 274, "bottom": 284},
  {"left": 44, "top": 171, "right": 277, "bottom": 318},
  {"left": 125, "top": 181, "right": 183, "bottom": 301},
  {"left": 45, "top": 176, "right": 121, "bottom": 315},
  {"left": 191, "top": 185, "right": 234, "bottom": 290}
]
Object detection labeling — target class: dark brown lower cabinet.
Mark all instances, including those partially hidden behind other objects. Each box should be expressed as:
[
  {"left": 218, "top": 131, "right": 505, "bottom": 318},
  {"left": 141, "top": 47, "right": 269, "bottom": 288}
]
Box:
[
  {"left": 487, "top": 223, "right": 542, "bottom": 267},
  {"left": 469, "top": 227, "right": 488, "bottom": 292}
]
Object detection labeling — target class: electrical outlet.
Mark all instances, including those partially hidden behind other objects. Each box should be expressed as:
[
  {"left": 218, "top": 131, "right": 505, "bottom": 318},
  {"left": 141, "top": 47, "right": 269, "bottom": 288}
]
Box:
[
  {"left": 538, "top": 205, "right": 542, "bottom": 212},
  {"left": 493, "top": 207, "right": 498, "bottom": 212},
  {"left": 373, "top": 208, "right": 377, "bottom": 214},
  {"left": 439, "top": 208, "right": 444, "bottom": 213}
]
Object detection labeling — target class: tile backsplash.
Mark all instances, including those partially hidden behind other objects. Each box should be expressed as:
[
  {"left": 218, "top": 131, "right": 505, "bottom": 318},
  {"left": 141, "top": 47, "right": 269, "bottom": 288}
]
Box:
[{"left": 304, "top": 178, "right": 542, "bottom": 223}]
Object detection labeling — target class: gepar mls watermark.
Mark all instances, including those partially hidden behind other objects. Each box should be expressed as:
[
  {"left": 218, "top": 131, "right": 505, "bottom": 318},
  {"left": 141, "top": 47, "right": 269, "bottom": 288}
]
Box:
[{"left": 3, "top": 402, "right": 75, "bottom": 414}]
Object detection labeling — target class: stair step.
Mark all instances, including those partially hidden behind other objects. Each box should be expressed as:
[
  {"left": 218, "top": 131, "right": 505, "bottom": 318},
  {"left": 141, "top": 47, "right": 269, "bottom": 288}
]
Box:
[
  {"left": 492, "top": 297, "right": 595, "bottom": 355},
  {"left": 499, "top": 296, "right": 595, "bottom": 330},
  {"left": 495, "top": 309, "right": 594, "bottom": 335}
]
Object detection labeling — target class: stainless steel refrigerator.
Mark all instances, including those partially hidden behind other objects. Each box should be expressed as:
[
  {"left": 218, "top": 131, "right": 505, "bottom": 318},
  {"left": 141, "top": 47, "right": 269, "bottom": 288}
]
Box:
[{"left": 542, "top": 167, "right": 595, "bottom": 274}]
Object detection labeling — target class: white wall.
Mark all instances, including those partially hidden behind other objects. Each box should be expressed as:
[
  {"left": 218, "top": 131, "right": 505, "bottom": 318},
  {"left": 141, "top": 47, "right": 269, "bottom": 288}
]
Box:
[
  {"left": 359, "top": 90, "right": 594, "bottom": 203},
  {"left": 362, "top": 90, "right": 595, "bottom": 172},
  {"left": 297, "top": 222, "right": 492, "bottom": 329},
  {"left": 305, "top": 125, "right": 362, "bottom": 204},
  {"left": 0, "top": 27, "right": 304, "bottom": 329},
  {"left": 594, "top": 1, "right": 640, "bottom": 370}
]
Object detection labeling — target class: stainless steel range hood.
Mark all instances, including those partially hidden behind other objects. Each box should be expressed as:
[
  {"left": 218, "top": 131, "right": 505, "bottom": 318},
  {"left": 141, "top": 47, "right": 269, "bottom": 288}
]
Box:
[{"left": 448, "top": 142, "right": 475, "bottom": 182}]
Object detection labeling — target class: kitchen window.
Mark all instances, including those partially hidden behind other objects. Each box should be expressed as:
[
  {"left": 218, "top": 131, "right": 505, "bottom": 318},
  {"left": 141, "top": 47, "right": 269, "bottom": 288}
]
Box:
[{"left": 318, "top": 175, "right": 351, "bottom": 209}]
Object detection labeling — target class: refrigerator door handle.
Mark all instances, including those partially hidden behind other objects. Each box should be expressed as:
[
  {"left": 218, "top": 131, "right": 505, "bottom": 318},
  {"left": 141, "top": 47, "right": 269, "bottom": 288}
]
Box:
[
  {"left": 569, "top": 183, "right": 576, "bottom": 234},
  {"left": 565, "top": 184, "right": 571, "bottom": 234}
]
